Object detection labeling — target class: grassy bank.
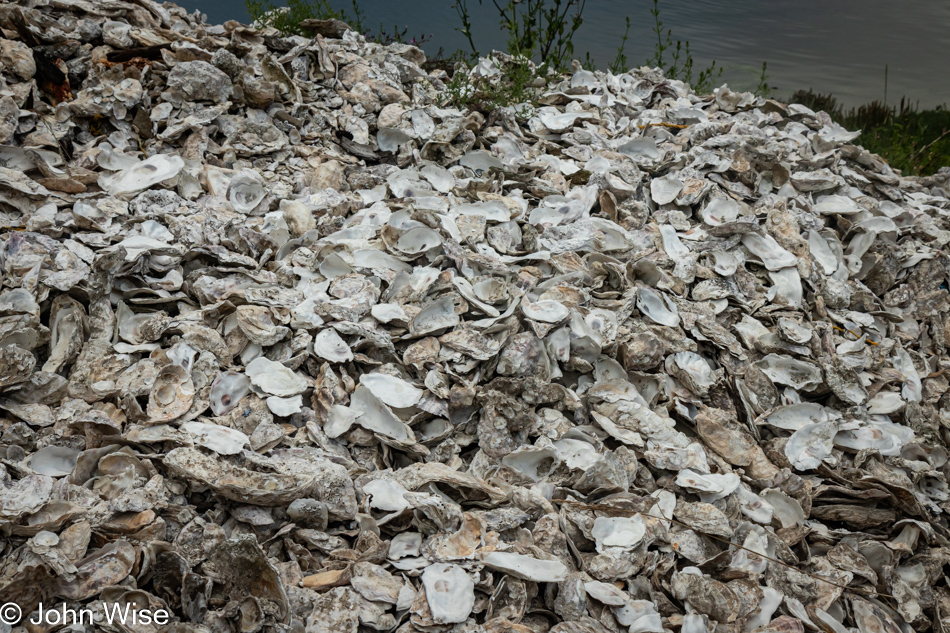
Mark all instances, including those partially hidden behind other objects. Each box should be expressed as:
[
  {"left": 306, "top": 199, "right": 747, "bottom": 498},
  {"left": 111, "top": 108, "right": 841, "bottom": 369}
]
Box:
[{"left": 791, "top": 90, "right": 950, "bottom": 176}]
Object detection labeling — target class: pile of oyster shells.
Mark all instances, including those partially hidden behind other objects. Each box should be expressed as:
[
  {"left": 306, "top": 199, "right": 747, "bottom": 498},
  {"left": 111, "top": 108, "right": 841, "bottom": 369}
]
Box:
[{"left": 1, "top": 1, "right": 950, "bottom": 632}]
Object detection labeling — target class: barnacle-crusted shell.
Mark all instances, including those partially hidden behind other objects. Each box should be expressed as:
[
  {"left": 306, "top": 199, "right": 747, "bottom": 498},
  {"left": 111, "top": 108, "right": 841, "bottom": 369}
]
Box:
[
  {"left": 163, "top": 447, "right": 315, "bottom": 505},
  {"left": 43, "top": 296, "right": 85, "bottom": 373},
  {"left": 236, "top": 305, "right": 289, "bottom": 346},
  {"left": 146, "top": 364, "right": 195, "bottom": 421},
  {"left": 0, "top": 39, "right": 35, "bottom": 79}
]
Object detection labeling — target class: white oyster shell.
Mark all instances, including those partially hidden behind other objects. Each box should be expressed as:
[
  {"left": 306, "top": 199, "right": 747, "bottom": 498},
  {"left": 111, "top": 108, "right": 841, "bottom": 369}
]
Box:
[
  {"left": 585, "top": 580, "right": 629, "bottom": 605},
  {"left": 501, "top": 445, "right": 560, "bottom": 481},
  {"left": 313, "top": 329, "right": 354, "bottom": 363},
  {"left": 615, "top": 601, "right": 664, "bottom": 633},
  {"left": 522, "top": 299, "right": 569, "bottom": 323},
  {"left": 228, "top": 169, "right": 266, "bottom": 213},
  {"left": 363, "top": 478, "right": 411, "bottom": 512},
  {"left": 349, "top": 386, "right": 414, "bottom": 442},
  {"left": 377, "top": 128, "right": 412, "bottom": 153},
  {"left": 210, "top": 371, "right": 251, "bottom": 416},
  {"left": 99, "top": 154, "right": 184, "bottom": 198},
  {"left": 27, "top": 446, "right": 80, "bottom": 477},
  {"left": 785, "top": 422, "right": 838, "bottom": 470},
  {"left": 359, "top": 373, "right": 423, "bottom": 408},
  {"left": 422, "top": 564, "right": 475, "bottom": 624},
  {"left": 181, "top": 421, "right": 249, "bottom": 455},
  {"left": 756, "top": 354, "right": 822, "bottom": 390},
  {"left": 480, "top": 551, "right": 567, "bottom": 582},
  {"left": 266, "top": 395, "right": 303, "bottom": 416},
  {"left": 410, "top": 296, "right": 459, "bottom": 336},
  {"left": 591, "top": 515, "right": 647, "bottom": 552},
  {"left": 814, "top": 194, "right": 861, "bottom": 215},
  {"left": 741, "top": 233, "right": 798, "bottom": 270},
  {"left": 651, "top": 175, "right": 684, "bottom": 205},
  {"left": 637, "top": 288, "right": 679, "bottom": 327},
  {"left": 245, "top": 357, "right": 309, "bottom": 396}
]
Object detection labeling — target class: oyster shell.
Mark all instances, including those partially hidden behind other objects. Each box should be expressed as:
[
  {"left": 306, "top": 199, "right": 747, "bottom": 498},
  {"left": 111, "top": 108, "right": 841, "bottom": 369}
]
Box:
[
  {"left": 480, "top": 552, "right": 567, "bottom": 582},
  {"left": 146, "top": 364, "right": 195, "bottom": 421},
  {"left": 245, "top": 357, "right": 309, "bottom": 396},
  {"left": 228, "top": 169, "right": 266, "bottom": 213},
  {"left": 181, "top": 421, "right": 249, "bottom": 455},
  {"left": 422, "top": 564, "right": 475, "bottom": 624},
  {"left": 100, "top": 155, "right": 184, "bottom": 198},
  {"left": 785, "top": 422, "right": 838, "bottom": 470},
  {"left": 209, "top": 371, "right": 251, "bottom": 416},
  {"left": 0, "top": 6, "right": 942, "bottom": 631},
  {"left": 163, "top": 447, "right": 315, "bottom": 505},
  {"left": 591, "top": 515, "right": 647, "bottom": 552},
  {"left": 313, "top": 328, "right": 355, "bottom": 363},
  {"left": 359, "top": 373, "right": 423, "bottom": 408},
  {"left": 637, "top": 288, "right": 679, "bottom": 327}
]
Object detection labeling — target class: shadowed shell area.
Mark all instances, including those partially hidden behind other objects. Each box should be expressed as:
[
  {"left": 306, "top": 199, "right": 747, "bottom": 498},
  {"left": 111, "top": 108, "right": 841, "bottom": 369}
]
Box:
[{"left": 0, "top": 0, "right": 949, "bottom": 632}]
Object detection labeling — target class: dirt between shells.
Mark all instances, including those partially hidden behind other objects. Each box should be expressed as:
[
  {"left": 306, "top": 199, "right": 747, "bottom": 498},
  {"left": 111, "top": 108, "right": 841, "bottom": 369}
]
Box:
[{"left": 0, "top": 1, "right": 949, "bottom": 633}]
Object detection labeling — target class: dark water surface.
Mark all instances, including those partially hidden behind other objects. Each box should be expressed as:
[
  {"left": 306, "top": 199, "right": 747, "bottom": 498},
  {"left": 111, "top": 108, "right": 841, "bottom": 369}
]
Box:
[{"left": 176, "top": 0, "right": 950, "bottom": 108}]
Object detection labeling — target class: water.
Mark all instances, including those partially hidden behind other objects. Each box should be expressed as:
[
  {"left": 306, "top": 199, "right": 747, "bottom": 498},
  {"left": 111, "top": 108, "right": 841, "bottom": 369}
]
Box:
[{"left": 179, "top": 0, "right": 950, "bottom": 108}]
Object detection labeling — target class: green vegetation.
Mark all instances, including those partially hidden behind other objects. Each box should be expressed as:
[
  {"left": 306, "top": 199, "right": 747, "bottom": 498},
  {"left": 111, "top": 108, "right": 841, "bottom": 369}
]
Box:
[
  {"left": 245, "top": 0, "right": 429, "bottom": 45},
  {"left": 244, "top": 0, "right": 945, "bottom": 174},
  {"left": 438, "top": 0, "right": 585, "bottom": 113},
  {"left": 453, "top": 0, "right": 586, "bottom": 73},
  {"left": 440, "top": 0, "right": 749, "bottom": 113},
  {"left": 436, "top": 55, "right": 539, "bottom": 115},
  {"left": 791, "top": 90, "right": 950, "bottom": 176},
  {"left": 246, "top": 0, "right": 747, "bottom": 108},
  {"left": 755, "top": 62, "right": 771, "bottom": 99},
  {"left": 606, "top": 17, "right": 631, "bottom": 75},
  {"left": 245, "top": 0, "right": 349, "bottom": 37},
  {"left": 645, "top": 0, "right": 722, "bottom": 95}
]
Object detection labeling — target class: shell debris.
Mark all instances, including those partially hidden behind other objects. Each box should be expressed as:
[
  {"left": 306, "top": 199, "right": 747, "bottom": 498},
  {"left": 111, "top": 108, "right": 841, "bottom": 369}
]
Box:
[{"left": 0, "top": 1, "right": 947, "bottom": 632}]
